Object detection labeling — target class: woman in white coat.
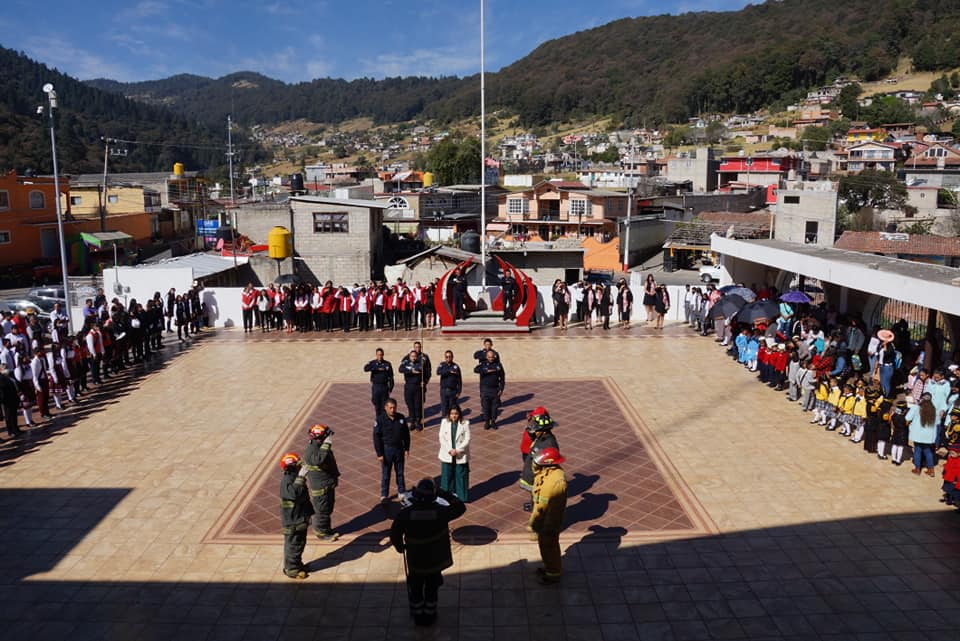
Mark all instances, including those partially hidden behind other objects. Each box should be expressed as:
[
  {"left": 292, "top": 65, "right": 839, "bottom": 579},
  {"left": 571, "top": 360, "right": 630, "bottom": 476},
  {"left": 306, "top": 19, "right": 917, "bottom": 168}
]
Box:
[{"left": 438, "top": 404, "right": 470, "bottom": 502}]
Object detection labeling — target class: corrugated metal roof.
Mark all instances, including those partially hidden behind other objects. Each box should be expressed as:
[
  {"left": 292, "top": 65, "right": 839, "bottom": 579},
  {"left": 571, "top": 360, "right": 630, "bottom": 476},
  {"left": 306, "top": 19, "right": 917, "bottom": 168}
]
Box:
[{"left": 131, "top": 253, "right": 246, "bottom": 279}]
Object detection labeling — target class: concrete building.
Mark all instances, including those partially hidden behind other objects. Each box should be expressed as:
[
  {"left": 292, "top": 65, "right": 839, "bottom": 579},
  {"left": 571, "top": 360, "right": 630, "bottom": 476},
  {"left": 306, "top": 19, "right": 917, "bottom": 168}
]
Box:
[
  {"left": 665, "top": 148, "right": 719, "bottom": 193},
  {"left": 772, "top": 181, "right": 838, "bottom": 247},
  {"left": 234, "top": 196, "right": 388, "bottom": 284}
]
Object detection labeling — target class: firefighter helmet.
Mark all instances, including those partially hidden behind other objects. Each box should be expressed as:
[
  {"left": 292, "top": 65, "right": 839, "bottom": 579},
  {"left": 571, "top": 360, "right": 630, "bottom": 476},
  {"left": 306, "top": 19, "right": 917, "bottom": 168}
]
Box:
[
  {"left": 308, "top": 424, "right": 332, "bottom": 440},
  {"left": 533, "top": 447, "right": 565, "bottom": 466},
  {"left": 279, "top": 452, "right": 302, "bottom": 471}
]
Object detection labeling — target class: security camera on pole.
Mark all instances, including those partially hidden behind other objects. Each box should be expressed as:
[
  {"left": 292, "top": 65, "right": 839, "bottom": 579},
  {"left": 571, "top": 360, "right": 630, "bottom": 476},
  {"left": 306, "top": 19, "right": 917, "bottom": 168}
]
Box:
[{"left": 41, "top": 83, "right": 72, "bottom": 334}]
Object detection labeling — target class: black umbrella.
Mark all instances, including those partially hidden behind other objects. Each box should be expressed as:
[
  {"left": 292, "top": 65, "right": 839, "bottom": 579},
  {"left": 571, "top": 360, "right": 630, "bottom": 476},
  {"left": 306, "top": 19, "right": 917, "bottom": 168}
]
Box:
[
  {"left": 709, "top": 294, "right": 747, "bottom": 319},
  {"left": 735, "top": 300, "right": 780, "bottom": 325}
]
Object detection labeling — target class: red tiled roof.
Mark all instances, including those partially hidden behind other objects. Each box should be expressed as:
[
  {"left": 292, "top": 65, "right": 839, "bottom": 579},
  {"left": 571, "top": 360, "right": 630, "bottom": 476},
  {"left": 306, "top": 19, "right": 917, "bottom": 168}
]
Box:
[{"left": 834, "top": 231, "right": 960, "bottom": 257}]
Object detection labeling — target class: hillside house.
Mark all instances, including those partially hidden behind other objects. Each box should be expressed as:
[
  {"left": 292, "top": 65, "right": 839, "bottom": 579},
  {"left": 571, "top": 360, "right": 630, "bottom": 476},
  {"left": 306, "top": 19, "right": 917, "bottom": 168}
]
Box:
[
  {"left": 492, "top": 180, "right": 623, "bottom": 241},
  {"left": 834, "top": 142, "right": 897, "bottom": 173}
]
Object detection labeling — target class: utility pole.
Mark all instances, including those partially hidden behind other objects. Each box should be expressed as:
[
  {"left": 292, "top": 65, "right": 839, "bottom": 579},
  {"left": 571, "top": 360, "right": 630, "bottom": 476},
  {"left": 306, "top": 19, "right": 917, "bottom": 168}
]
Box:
[
  {"left": 42, "top": 83, "right": 72, "bottom": 334},
  {"left": 480, "top": 0, "right": 487, "bottom": 287},
  {"left": 100, "top": 137, "right": 110, "bottom": 232}
]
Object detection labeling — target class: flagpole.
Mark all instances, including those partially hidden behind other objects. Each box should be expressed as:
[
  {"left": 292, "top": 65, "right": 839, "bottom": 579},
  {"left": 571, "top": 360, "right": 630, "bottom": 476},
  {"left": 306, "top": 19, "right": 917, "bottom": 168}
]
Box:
[{"left": 480, "top": 0, "right": 487, "bottom": 288}]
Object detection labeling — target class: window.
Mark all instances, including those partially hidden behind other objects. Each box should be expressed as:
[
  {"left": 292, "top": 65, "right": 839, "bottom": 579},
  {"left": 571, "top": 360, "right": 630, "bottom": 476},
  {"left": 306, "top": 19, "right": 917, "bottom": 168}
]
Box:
[
  {"left": 0, "top": 231, "right": 10, "bottom": 244},
  {"left": 804, "top": 221, "right": 819, "bottom": 244},
  {"left": 29, "top": 190, "right": 45, "bottom": 209},
  {"left": 507, "top": 198, "right": 528, "bottom": 215},
  {"left": 108, "top": 195, "right": 119, "bottom": 204},
  {"left": 0, "top": 190, "right": 8, "bottom": 209},
  {"left": 70, "top": 196, "right": 82, "bottom": 205},
  {"left": 569, "top": 199, "right": 591, "bottom": 219},
  {"left": 784, "top": 195, "right": 800, "bottom": 205},
  {"left": 312, "top": 212, "right": 349, "bottom": 233}
]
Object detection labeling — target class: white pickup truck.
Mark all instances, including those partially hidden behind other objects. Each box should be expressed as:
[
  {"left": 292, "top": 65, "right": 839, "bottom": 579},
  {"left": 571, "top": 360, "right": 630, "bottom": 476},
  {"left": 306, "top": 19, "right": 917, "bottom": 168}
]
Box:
[{"left": 698, "top": 262, "right": 722, "bottom": 283}]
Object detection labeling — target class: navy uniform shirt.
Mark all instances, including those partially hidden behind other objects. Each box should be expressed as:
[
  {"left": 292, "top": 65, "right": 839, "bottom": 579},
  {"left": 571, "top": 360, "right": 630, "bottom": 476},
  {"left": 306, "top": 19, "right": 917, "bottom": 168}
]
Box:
[
  {"left": 474, "top": 361, "right": 505, "bottom": 394},
  {"left": 364, "top": 359, "right": 394, "bottom": 389},
  {"left": 436, "top": 362, "right": 463, "bottom": 394},
  {"left": 373, "top": 412, "right": 411, "bottom": 456}
]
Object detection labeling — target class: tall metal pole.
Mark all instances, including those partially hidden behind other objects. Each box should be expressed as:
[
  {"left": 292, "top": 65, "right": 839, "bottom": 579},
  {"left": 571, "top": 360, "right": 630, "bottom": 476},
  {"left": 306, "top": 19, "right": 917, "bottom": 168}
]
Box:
[
  {"left": 227, "top": 115, "right": 236, "bottom": 205},
  {"left": 44, "top": 85, "right": 72, "bottom": 333},
  {"left": 480, "top": 0, "right": 487, "bottom": 287},
  {"left": 100, "top": 137, "right": 109, "bottom": 232},
  {"left": 623, "top": 181, "right": 633, "bottom": 273}
]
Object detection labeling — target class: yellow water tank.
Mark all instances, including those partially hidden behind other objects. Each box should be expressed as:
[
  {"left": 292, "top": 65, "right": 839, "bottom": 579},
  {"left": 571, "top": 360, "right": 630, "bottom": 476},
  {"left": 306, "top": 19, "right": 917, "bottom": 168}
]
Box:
[
  {"left": 423, "top": 172, "right": 434, "bottom": 188},
  {"left": 267, "top": 226, "right": 292, "bottom": 259},
  {"left": 173, "top": 162, "right": 184, "bottom": 177}
]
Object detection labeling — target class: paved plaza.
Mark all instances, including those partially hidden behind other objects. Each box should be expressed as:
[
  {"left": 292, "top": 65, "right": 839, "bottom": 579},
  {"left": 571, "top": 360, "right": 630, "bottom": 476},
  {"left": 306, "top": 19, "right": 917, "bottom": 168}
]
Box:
[{"left": 0, "top": 323, "right": 958, "bottom": 641}]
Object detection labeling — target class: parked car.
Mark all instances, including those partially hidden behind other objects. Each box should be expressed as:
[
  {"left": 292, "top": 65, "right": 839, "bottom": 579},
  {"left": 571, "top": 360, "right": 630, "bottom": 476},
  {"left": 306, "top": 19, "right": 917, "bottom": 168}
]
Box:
[
  {"left": 28, "top": 286, "right": 65, "bottom": 300},
  {"left": 1, "top": 298, "right": 54, "bottom": 323},
  {"left": 699, "top": 262, "right": 722, "bottom": 283}
]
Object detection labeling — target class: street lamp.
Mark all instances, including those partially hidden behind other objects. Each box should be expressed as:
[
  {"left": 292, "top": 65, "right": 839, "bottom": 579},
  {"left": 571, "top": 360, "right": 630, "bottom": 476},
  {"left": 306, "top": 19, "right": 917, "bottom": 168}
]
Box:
[{"left": 42, "top": 83, "right": 72, "bottom": 333}]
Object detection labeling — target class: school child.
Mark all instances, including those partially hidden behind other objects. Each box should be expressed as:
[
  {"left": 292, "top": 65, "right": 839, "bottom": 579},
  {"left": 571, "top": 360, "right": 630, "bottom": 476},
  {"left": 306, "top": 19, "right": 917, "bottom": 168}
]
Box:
[
  {"left": 848, "top": 384, "right": 869, "bottom": 443},
  {"left": 735, "top": 328, "right": 750, "bottom": 365},
  {"left": 744, "top": 331, "right": 760, "bottom": 371},
  {"left": 799, "top": 362, "right": 817, "bottom": 412},
  {"left": 823, "top": 378, "right": 842, "bottom": 429},
  {"left": 771, "top": 343, "right": 790, "bottom": 391},
  {"left": 756, "top": 339, "right": 770, "bottom": 381},
  {"left": 941, "top": 443, "right": 960, "bottom": 506},
  {"left": 875, "top": 396, "right": 894, "bottom": 460},
  {"left": 944, "top": 407, "right": 960, "bottom": 448},
  {"left": 861, "top": 385, "right": 882, "bottom": 453},
  {"left": 889, "top": 399, "right": 910, "bottom": 466},
  {"left": 811, "top": 376, "right": 830, "bottom": 424},
  {"left": 835, "top": 384, "right": 856, "bottom": 435}
]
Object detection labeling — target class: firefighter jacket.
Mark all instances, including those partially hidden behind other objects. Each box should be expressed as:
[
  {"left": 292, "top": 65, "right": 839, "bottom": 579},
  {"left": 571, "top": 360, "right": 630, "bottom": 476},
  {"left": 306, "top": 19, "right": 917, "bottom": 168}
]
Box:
[
  {"left": 520, "top": 432, "right": 558, "bottom": 491},
  {"left": 529, "top": 465, "right": 567, "bottom": 535},
  {"left": 280, "top": 472, "right": 314, "bottom": 534},
  {"left": 390, "top": 489, "right": 466, "bottom": 575},
  {"left": 305, "top": 439, "right": 340, "bottom": 489}
]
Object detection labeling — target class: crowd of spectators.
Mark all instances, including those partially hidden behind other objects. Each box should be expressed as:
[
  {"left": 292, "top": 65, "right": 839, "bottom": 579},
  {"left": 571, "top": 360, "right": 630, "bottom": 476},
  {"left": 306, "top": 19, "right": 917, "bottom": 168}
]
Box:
[{"left": 682, "top": 283, "right": 960, "bottom": 507}]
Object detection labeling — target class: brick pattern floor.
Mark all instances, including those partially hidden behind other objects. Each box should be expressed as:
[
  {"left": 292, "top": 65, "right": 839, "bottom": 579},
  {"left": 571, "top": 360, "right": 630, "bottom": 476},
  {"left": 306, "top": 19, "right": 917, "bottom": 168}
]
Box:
[{"left": 209, "top": 380, "right": 712, "bottom": 545}]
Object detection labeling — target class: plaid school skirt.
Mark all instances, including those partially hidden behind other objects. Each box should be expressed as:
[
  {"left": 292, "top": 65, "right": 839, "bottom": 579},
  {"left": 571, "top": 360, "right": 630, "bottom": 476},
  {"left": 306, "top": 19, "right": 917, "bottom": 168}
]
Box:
[
  {"left": 823, "top": 404, "right": 838, "bottom": 420},
  {"left": 846, "top": 415, "right": 865, "bottom": 429},
  {"left": 815, "top": 399, "right": 829, "bottom": 413}
]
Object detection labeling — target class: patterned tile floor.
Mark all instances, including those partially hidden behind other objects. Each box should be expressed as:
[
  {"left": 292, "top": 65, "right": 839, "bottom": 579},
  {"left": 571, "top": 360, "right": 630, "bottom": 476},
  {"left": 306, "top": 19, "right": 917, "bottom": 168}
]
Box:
[
  {"left": 0, "top": 323, "right": 957, "bottom": 641},
  {"left": 207, "top": 380, "right": 713, "bottom": 546}
]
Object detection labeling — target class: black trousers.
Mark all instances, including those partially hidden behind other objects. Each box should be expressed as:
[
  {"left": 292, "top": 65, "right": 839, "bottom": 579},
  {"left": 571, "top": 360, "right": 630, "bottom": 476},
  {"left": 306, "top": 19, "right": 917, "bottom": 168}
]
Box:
[
  {"left": 406, "top": 572, "right": 443, "bottom": 624},
  {"left": 309, "top": 485, "right": 335, "bottom": 535},
  {"left": 404, "top": 382, "right": 424, "bottom": 426},
  {"left": 502, "top": 294, "right": 514, "bottom": 319},
  {"left": 372, "top": 384, "right": 390, "bottom": 415},
  {"left": 283, "top": 526, "right": 307, "bottom": 572},
  {"left": 242, "top": 308, "right": 254, "bottom": 331},
  {"left": 439, "top": 388, "right": 459, "bottom": 420},
  {"left": 480, "top": 390, "right": 500, "bottom": 425},
  {"left": 2, "top": 401, "right": 20, "bottom": 435}
]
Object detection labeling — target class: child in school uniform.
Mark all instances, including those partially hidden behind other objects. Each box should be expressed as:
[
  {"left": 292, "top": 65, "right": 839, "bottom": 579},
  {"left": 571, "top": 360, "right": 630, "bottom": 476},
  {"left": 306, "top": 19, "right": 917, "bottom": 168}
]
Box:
[
  {"left": 940, "top": 443, "right": 960, "bottom": 507},
  {"left": 735, "top": 328, "right": 749, "bottom": 364},
  {"left": 812, "top": 376, "right": 830, "bottom": 424},
  {"left": 835, "top": 384, "right": 856, "bottom": 435},
  {"left": 875, "top": 396, "right": 894, "bottom": 460},
  {"left": 861, "top": 386, "right": 882, "bottom": 453},
  {"left": 890, "top": 399, "right": 910, "bottom": 466},
  {"left": 799, "top": 361, "right": 817, "bottom": 412},
  {"left": 848, "top": 383, "right": 869, "bottom": 443},
  {"left": 823, "top": 378, "right": 842, "bottom": 429},
  {"left": 743, "top": 331, "right": 760, "bottom": 371}
]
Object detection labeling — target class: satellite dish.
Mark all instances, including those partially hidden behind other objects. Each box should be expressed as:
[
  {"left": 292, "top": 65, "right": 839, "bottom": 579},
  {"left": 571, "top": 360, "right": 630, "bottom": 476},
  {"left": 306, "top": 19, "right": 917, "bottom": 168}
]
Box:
[{"left": 42, "top": 83, "right": 54, "bottom": 94}]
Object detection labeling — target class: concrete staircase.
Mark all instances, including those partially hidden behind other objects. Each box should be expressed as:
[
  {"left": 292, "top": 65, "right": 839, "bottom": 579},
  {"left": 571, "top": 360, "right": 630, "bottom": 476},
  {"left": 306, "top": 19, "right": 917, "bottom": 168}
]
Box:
[{"left": 441, "top": 309, "right": 531, "bottom": 334}]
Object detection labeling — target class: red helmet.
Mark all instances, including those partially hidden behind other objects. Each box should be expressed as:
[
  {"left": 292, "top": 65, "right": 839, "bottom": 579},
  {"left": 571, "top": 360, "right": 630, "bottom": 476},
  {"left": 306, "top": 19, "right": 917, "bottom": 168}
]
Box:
[
  {"left": 527, "top": 406, "right": 548, "bottom": 420},
  {"left": 279, "top": 452, "right": 302, "bottom": 471},
  {"left": 533, "top": 447, "right": 565, "bottom": 466},
  {"left": 308, "top": 424, "right": 331, "bottom": 440}
]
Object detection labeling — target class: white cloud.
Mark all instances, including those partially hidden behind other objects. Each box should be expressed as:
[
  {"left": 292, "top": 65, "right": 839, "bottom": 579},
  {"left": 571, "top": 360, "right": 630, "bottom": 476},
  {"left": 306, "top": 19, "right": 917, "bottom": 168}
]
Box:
[
  {"left": 23, "top": 34, "right": 138, "bottom": 81},
  {"left": 305, "top": 59, "right": 332, "bottom": 80},
  {"left": 116, "top": 0, "right": 169, "bottom": 21},
  {"left": 359, "top": 48, "right": 477, "bottom": 79}
]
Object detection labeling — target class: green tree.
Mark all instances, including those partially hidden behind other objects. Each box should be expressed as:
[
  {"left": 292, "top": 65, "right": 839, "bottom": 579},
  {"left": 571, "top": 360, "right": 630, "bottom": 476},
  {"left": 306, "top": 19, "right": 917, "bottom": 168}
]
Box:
[
  {"left": 952, "top": 120, "right": 960, "bottom": 139},
  {"left": 838, "top": 169, "right": 908, "bottom": 215},
  {"left": 663, "top": 125, "right": 689, "bottom": 147},
  {"left": 833, "top": 83, "right": 862, "bottom": 120},
  {"left": 425, "top": 137, "right": 481, "bottom": 185},
  {"left": 802, "top": 126, "right": 831, "bottom": 151},
  {"left": 704, "top": 120, "right": 727, "bottom": 144},
  {"left": 589, "top": 147, "right": 621, "bottom": 163}
]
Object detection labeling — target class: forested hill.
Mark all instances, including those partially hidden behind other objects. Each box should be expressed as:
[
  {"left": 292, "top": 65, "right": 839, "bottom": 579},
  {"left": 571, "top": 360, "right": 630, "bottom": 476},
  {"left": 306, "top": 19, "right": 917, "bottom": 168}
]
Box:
[
  {"left": 0, "top": 46, "right": 263, "bottom": 175},
  {"left": 85, "top": 0, "right": 960, "bottom": 129}
]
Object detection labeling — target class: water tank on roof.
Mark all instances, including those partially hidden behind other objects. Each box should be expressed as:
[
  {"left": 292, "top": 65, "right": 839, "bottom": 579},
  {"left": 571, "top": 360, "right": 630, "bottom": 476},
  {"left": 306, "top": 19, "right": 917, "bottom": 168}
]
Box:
[
  {"left": 290, "top": 173, "right": 305, "bottom": 194},
  {"left": 268, "top": 226, "right": 292, "bottom": 259},
  {"left": 460, "top": 230, "right": 480, "bottom": 254},
  {"left": 173, "top": 162, "right": 184, "bottom": 177},
  {"left": 423, "top": 172, "right": 434, "bottom": 188}
]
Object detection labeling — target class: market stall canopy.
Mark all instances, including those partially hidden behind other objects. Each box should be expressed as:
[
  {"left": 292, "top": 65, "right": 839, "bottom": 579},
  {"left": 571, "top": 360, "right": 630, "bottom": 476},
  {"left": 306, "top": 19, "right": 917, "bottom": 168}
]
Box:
[{"left": 80, "top": 231, "right": 133, "bottom": 248}]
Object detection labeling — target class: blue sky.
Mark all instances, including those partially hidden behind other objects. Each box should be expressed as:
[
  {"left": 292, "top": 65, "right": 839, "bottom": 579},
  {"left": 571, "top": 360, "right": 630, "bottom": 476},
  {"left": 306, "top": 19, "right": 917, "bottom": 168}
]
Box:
[{"left": 2, "top": 0, "right": 751, "bottom": 83}]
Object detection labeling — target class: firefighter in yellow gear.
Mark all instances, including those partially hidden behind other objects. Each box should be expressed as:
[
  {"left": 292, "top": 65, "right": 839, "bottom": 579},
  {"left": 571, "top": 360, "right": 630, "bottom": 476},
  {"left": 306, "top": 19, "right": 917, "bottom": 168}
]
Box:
[{"left": 528, "top": 447, "right": 567, "bottom": 584}]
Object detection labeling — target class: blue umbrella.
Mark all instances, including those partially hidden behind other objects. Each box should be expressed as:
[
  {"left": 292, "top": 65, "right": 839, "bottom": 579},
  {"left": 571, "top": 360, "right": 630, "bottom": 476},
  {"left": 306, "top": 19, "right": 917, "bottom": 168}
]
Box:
[{"left": 780, "top": 290, "right": 812, "bottom": 304}]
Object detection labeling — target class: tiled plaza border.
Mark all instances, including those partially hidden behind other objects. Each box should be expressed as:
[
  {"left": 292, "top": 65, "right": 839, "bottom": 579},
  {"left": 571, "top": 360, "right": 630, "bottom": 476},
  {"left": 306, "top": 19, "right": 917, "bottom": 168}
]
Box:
[{"left": 202, "top": 377, "right": 717, "bottom": 547}]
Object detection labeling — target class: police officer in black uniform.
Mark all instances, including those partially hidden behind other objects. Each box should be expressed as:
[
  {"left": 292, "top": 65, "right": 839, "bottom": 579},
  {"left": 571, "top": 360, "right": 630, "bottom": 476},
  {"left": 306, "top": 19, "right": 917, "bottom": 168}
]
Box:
[
  {"left": 500, "top": 271, "right": 518, "bottom": 320},
  {"left": 390, "top": 478, "right": 466, "bottom": 626},
  {"left": 399, "top": 349, "right": 427, "bottom": 430},
  {"left": 436, "top": 350, "right": 462, "bottom": 420},
  {"left": 472, "top": 338, "right": 499, "bottom": 364},
  {"left": 363, "top": 348, "right": 394, "bottom": 416},
  {"left": 279, "top": 452, "right": 313, "bottom": 579},
  {"left": 304, "top": 424, "right": 340, "bottom": 541},
  {"left": 374, "top": 398, "right": 411, "bottom": 503},
  {"left": 473, "top": 349, "right": 505, "bottom": 429},
  {"left": 413, "top": 341, "right": 432, "bottom": 419},
  {"left": 450, "top": 268, "right": 468, "bottom": 320}
]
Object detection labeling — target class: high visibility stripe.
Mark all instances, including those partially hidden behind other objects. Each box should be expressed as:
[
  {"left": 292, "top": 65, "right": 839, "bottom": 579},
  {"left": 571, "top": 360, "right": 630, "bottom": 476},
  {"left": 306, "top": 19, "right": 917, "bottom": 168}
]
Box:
[
  {"left": 309, "top": 488, "right": 328, "bottom": 496},
  {"left": 280, "top": 500, "right": 295, "bottom": 508},
  {"left": 306, "top": 465, "right": 322, "bottom": 471}
]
